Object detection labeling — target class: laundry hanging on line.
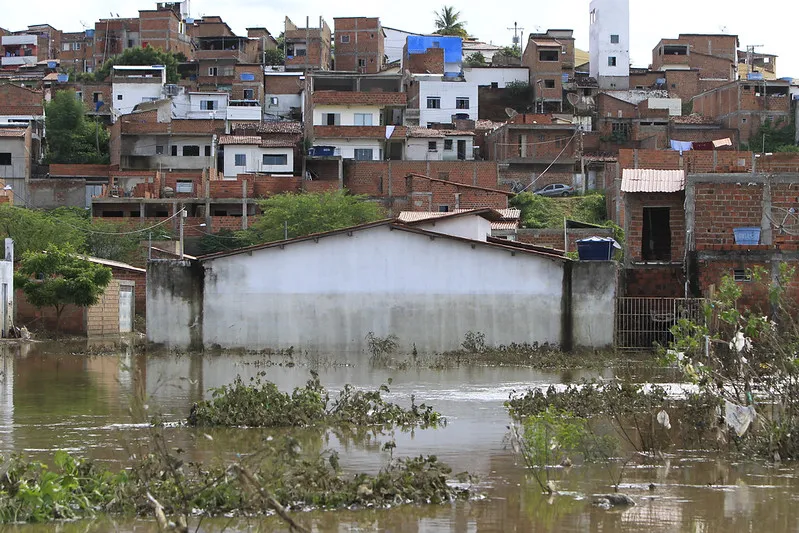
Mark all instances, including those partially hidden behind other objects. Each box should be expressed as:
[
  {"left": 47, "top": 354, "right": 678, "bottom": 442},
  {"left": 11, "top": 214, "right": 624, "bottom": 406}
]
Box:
[
  {"left": 670, "top": 140, "right": 693, "bottom": 154},
  {"left": 670, "top": 138, "right": 734, "bottom": 154}
]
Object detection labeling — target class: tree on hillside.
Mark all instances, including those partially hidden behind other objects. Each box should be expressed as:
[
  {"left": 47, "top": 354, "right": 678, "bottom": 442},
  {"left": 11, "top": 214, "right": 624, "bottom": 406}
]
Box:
[
  {"left": 239, "top": 190, "right": 386, "bottom": 245},
  {"left": 263, "top": 48, "right": 285, "bottom": 66},
  {"left": 464, "top": 52, "right": 486, "bottom": 67},
  {"left": 0, "top": 205, "right": 84, "bottom": 257},
  {"left": 433, "top": 6, "right": 469, "bottom": 38},
  {"left": 44, "top": 90, "right": 110, "bottom": 164},
  {"left": 94, "top": 46, "right": 183, "bottom": 83},
  {"left": 14, "top": 245, "right": 112, "bottom": 333}
]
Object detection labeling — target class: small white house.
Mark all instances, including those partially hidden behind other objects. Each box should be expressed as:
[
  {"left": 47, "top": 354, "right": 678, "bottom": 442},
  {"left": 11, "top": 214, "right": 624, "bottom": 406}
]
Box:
[
  {"left": 171, "top": 92, "right": 229, "bottom": 120},
  {"left": 111, "top": 65, "right": 167, "bottom": 118},
  {"left": 219, "top": 135, "right": 295, "bottom": 178},
  {"left": 148, "top": 211, "right": 618, "bottom": 352},
  {"left": 405, "top": 127, "right": 474, "bottom": 161},
  {"left": 413, "top": 75, "right": 478, "bottom": 126}
]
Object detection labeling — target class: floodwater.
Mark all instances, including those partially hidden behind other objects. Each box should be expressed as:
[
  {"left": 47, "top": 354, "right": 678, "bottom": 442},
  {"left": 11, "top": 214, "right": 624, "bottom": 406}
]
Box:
[{"left": 2, "top": 341, "right": 799, "bottom": 532}]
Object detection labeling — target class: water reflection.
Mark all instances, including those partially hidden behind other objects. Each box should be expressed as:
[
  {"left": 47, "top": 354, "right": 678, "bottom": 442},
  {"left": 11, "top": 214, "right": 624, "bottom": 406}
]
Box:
[{"left": 0, "top": 343, "right": 797, "bottom": 531}]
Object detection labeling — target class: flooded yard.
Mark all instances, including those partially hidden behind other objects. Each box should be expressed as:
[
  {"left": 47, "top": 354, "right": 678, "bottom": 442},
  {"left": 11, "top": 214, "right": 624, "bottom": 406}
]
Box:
[{"left": 1, "top": 341, "right": 798, "bottom": 531}]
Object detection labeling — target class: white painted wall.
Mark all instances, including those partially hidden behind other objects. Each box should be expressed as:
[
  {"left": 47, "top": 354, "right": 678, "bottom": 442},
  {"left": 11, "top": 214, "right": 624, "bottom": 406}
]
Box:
[
  {"left": 313, "top": 104, "right": 381, "bottom": 126},
  {"left": 112, "top": 82, "right": 165, "bottom": 116},
  {"left": 385, "top": 27, "right": 417, "bottom": 65},
  {"left": 413, "top": 216, "right": 492, "bottom": 241},
  {"left": 647, "top": 97, "right": 682, "bottom": 116},
  {"left": 313, "top": 138, "right": 383, "bottom": 160},
  {"left": 463, "top": 67, "right": 529, "bottom": 88},
  {"left": 417, "top": 78, "right": 478, "bottom": 125},
  {"left": 171, "top": 93, "right": 229, "bottom": 120},
  {"left": 200, "top": 224, "right": 566, "bottom": 352},
  {"left": 0, "top": 138, "right": 26, "bottom": 181},
  {"left": 589, "top": 0, "right": 630, "bottom": 89},
  {"left": 405, "top": 136, "right": 474, "bottom": 161},
  {"left": 223, "top": 145, "right": 293, "bottom": 178}
]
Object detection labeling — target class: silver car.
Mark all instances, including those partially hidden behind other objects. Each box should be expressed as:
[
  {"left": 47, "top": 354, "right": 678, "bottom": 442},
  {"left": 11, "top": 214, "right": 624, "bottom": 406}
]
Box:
[{"left": 534, "top": 183, "right": 574, "bottom": 197}]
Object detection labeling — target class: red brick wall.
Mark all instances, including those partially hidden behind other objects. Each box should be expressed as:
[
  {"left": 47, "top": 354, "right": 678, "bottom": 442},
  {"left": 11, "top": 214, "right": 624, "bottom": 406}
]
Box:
[
  {"left": 406, "top": 175, "right": 508, "bottom": 211},
  {"left": 16, "top": 290, "right": 86, "bottom": 334},
  {"left": 345, "top": 161, "right": 499, "bottom": 198},
  {"left": 407, "top": 48, "right": 444, "bottom": 74},
  {"left": 333, "top": 17, "right": 383, "bottom": 73},
  {"left": 624, "top": 266, "right": 686, "bottom": 297},
  {"left": 624, "top": 192, "right": 686, "bottom": 263},
  {"left": 693, "top": 182, "right": 762, "bottom": 249}
]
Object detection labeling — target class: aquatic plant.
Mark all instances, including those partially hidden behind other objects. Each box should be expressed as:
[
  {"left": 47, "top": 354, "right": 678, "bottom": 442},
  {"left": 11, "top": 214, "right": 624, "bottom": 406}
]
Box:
[
  {"left": 365, "top": 332, "right": 400, "bottom": 361},
  {"left": 187, "top": 371, "right": 441, "bottom": 429}
]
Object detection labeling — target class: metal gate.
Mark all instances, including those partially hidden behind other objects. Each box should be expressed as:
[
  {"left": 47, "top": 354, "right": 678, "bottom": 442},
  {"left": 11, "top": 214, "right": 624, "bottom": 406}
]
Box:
[
  {"left": 119, "top": 285, "right": 134, "bottom": 333},
  {"left": 614, "top": 297, "right": 705, "bottom": 350}
]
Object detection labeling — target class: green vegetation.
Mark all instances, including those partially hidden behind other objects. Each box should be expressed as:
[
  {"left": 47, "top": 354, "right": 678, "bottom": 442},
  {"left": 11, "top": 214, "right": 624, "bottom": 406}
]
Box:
[
  {"left": 263, "top": 48, "right": 285, "bottom": 66},
  {"left": 503, "top": 80, "right": 535, "bottom": 113},
  {"left": 188, "top": 371, "right": 442, "bottom": 429},
  {"left": 511, "top": 192, "right": 607, "bottom": 229},
  {"left": 742, "top": 115, "right": 797, "bottom": 152},
  {"left": 236, "top": 190, "right": 386, "bottom": 246},
  {"left": 44, "top": 90, "right": 109, "bottom": 164},
  {"left": 464, "top": 52, "right": 487, "bottom": 67},
  {"left": 498, "top": 45, "right": 521, "bottom": 59},
  {"left": 14, "top": 245, "right": 112, "bottom": 332},
  {"left": 93, "top": 46, "right": 184, "bottom": 84},
  {"left": 433, "top": 6, "right": 469, "bottom": 38}
]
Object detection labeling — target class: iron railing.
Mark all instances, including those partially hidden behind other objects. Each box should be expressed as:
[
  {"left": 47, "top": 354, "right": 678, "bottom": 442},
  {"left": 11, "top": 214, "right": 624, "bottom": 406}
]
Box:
[{"left": 615, "top": 297, "right": 706, "bottom": 350}]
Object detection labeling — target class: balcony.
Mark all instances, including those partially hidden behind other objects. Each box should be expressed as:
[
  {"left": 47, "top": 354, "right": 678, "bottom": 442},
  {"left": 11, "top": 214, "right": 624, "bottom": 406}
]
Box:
[
  {"left": 1, "top": 56, "right": 37, "bottom": 67},
  {"left": 1, "top": 35, "right": 37, "bottom": 46},
  {"left": 227, "top": 102, "right": 262, "bottom": 121}
]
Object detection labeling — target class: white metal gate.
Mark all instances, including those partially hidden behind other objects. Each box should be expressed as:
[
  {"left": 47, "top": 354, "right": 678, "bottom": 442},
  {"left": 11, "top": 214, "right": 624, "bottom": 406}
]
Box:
[
  {"left": 119, "top": 285, "right": 134, "bottom": 333},
  {"left": 615, "top": 297, "right": 705, "bottom": 350}
]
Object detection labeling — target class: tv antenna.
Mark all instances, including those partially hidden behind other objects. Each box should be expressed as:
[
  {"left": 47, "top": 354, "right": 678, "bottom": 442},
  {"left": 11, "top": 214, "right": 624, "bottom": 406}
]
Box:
[{"left": 507, "top": 22, "right": 524, "bottom": 52}]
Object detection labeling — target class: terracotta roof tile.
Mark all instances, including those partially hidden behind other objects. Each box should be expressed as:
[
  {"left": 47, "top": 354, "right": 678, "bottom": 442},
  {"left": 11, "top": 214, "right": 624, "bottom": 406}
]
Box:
[
  {"left": 0, "top": 105, "right": 43, "bottom": 115},
  {"left": 219, "top": 135, "right": 262, "bottom": 145},
  {"left": 406, "top": 127, "right": 475, "bottom": 138},
  {"left": 257, "top": 121, "right": 303, "bottom": 134},
  {"left": 0, "top": 128, "right": 26, "bottom": 137},
  {"left": 313, "top": 90, "right": 407, "bottom": 106}
]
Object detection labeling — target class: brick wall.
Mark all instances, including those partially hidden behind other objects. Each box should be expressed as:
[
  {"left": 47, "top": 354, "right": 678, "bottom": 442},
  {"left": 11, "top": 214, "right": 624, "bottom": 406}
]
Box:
[
  {"left": 693, "top": 182, "right": 762, "bottom": 249},
  {"left": 86, "top": 279, "right": 120, "bottom": 336},
  {"left": 407, "top": 48, "right": 444, "bottom": 74},
  {"left": 333, "top": 17, "right": 383, "bottom": 73},
  {"left": 406, "top": 175, "right": 509, "bottom": 211},
  {"left": 517, "top": 227, "right": 614, "bottom": 251},
  {"left": 624, "top": 192, "right": 686, "bottom": 263},
  {"left": 109, "top": 267, "right": 146, "bottom": 317},
  {"left": 623, "top": 265, "right": 686, "bottom": 297}
]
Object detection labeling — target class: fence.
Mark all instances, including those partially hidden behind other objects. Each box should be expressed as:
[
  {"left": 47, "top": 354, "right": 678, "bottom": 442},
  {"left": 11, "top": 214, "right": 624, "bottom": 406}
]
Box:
[{"left": 614, "top": 297, "right": 705, "bottom": 350}]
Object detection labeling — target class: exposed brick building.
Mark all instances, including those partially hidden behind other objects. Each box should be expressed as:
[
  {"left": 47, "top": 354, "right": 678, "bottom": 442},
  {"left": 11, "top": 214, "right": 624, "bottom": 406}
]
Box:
[
  {"left": 651, "top": 34, "right": 738, "bottom": 95},
  {"left": 284, "top": 16, "right": 332, "bottom": 71},
  {"left": 521, "top": 30, "right": 575, "bottom": 113},
  {"left": 333, "top": 18, "right": 385, "bottom": 73}
]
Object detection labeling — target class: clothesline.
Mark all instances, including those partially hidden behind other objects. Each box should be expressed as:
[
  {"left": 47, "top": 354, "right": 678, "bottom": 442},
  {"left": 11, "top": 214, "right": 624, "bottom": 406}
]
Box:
[{"left": 670, "top": 138, "right": 733, "bottom": 154}]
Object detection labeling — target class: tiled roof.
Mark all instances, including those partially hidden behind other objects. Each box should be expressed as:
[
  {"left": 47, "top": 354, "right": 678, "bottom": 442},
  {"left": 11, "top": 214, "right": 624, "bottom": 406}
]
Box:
[
  {"left": 314, "top": 125, "right": 407, "bottom": 139},
  {"left": 0, "top": 128, "right": 26, "bottom": 137},
  {"left": 219, "top": 135, "right": 262, "bottom": 145},
  {"left": 171, "top": 119, "right": 224, "bottom": 134},
  {"left": 256, "top": 121, "right": 303, "bottom": 134},
  {"left": 671, "top": 114, "right": 718, "bottom": 125},
  {"left": 260, "top": 137, "right": 299, "bottom": 148},
  {"left": 398, "top": 208, "right": 519, "bottom": 223},
  {"left": 406, "top": 127, "right": 474, "bottom": 138},
  {"left": 313, "top": 90, "right": 407, "bottom": 106},
  {"left": 0, "top": 105, "right": 43, "bottom": 115},
  {"left": 475, "top": 119, "right": 504, "bottom": 131},
  {"left": 621, "top": 169, "right": 685, "bottom": 193}
]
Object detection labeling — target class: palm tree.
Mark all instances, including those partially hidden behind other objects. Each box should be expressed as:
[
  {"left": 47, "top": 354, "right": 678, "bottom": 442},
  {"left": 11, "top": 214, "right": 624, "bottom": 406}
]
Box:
[{"left": 433, "top": 6, "right": 469, "bottom": 38}]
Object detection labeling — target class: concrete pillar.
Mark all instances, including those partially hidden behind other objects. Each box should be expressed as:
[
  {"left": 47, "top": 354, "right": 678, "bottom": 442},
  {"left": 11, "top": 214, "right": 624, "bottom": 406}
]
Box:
[
  {"left": 760, "top": 175, "right": 772, "bottom": 245},
  {"left": 242, "top": 179, "right": 248, "bottom": 230}
]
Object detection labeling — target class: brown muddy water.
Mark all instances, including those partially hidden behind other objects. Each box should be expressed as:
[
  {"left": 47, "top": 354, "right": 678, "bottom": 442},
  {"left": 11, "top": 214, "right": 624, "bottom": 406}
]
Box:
[{"left": 2, "top": 341, "right": 799, "bottom": 532}]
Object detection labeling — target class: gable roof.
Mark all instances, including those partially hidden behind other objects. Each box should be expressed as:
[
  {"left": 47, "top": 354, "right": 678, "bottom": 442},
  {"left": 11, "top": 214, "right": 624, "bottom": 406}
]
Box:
[{"left": 198, "top": 218, "right": 567, "bottom": 262}]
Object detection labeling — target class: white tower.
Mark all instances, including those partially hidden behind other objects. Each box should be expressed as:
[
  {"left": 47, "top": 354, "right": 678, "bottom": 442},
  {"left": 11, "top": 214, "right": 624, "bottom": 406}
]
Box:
[{"left": 589, "top": 0, "right": 630, "bottom": 89}]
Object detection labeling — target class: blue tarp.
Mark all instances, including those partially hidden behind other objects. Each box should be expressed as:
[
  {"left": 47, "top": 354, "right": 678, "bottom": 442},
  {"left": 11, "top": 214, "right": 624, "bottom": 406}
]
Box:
[{"left": 406, "top": 35, "right": 462, "bottom": 64}]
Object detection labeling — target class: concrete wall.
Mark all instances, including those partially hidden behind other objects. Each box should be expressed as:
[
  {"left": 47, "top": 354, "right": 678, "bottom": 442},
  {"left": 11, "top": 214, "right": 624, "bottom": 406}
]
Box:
[
  {"left": 312, "top": 138, "right": 382, "bottom": 160},
  {"left": 0, "top": 137, "right": 26, "bottom": 182},
  {"left": 199, "top": 225, "right": 567, "bottom": 352},
  {"left": 463, "top": 67, "right": 529, "bottom": 88},
  {"left": 571, "top": 261, "right": 618, "bottom": 348},
  {"left": 0, "top": 239, "right": 13, "bottom": 337},
  {"left": 146, "top": 260, "right": 204, "bottom": 350},
  {"left": 417, "top": 79, "right": 478, "bottom": 125},
  {"left": 413, "top": 216, "right": 492, "bottom": 241},
  {"left": 27, "top": 179, "right": 86, "bottom": 209},
  {"left": 406, "top": 136, "right": 474, "bottom": 161},
  {"left": 313, "top": 104, "right": 380, "bottom": 126},
  {"left": 112, "top": 82, "right": 164, "bottom": 116}
]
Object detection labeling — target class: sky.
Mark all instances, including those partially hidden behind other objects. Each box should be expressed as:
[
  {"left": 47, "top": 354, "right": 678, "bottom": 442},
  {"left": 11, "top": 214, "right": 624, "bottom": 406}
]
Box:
[{"left": 5, "top": 0, "right": 798, "bottom": 79}]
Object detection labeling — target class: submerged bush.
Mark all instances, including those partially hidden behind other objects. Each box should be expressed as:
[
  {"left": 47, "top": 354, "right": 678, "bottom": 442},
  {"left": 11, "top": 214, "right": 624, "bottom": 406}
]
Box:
[{"left": 188, "top": 371, "right": 441, "bottom": 428}]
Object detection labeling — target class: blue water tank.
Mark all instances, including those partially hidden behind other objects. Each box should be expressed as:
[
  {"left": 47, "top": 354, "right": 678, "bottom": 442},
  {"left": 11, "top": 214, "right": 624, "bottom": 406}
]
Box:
[
  {"left": 240, "top": 73, "right": 255, "bottom": 81},
  {"left": 47, "top": 61, "right": 56, "bottom": 69},
  {"left": 85, "top": 29, "right": 95, "bottom": 38},
  {"left": 56, "top": 74, "right": 69, "bottom": 83}
]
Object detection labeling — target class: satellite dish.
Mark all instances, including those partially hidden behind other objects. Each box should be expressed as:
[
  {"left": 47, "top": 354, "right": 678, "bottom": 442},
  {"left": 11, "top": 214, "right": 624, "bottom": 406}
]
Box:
[
  {"left": 566, "top": 92, "right": 580, "bottom": 107},
  {"left": 505, "top": 107, "right": 519, "bottom": 118}
]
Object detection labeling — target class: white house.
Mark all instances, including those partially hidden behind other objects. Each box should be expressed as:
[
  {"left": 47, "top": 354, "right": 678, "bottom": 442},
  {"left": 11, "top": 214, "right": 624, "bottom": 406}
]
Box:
[
  {"left": 218, "top": 135, "right": 295, "bottom": 178},
  {"left": 111, "top": 65, "right": 167, "bottom": 118},
  {"left": 147, "top": 211, "right": 618, "bottom": 352},
  {"left": 589, "top": 0, "right": 630, "bottom": 89},
  {"left": 463, "top": 66, "right": 529, "bottom": 88},
  {"left": 171, "top": 91, "right": 229, "bottom": 120},
  {"left": 405, "top": 127, "right": 474, "bottom": 161},
  {"left": 413, "top": 75, "right": 478, "bottom": 127}
]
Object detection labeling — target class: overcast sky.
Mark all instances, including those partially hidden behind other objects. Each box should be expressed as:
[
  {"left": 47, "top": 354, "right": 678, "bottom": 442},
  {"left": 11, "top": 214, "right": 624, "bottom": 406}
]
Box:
[{"left": 6, "top": 0, "right": 798, "bottom": 78}]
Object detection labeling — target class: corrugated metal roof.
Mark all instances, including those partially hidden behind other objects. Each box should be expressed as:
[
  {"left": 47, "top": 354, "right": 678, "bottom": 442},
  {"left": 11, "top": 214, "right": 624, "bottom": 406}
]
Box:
[
  {"left": 621, "top": 169, "right": 685, "bottom": 193},
  {"left": 219, "top": 135, "right": 261, "bottom": 145}
]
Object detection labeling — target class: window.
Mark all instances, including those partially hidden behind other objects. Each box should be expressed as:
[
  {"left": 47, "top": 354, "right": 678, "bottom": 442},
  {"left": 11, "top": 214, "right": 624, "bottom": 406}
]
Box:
[
  {"left": 353, "top": 149, "right": 373, "bottom": 161},
  {"left": 182, "top": 145, "right": 200, "bottom": 156},
  {"left": 611, "top": 121, "right": 631, "bottom": 141},
  {"left": 428, "top": 141, "right": 437, "bottom": 152},
  {"left": 205, "top": 145, "right": 212, "bottom": 157},
  {"left": 73, "top": 42, "right": 81, "bottom": 50},
  {"left": 490, "top": 82, "right": 498, "bottom": 89},
  {"left": 127, "top": 39, "right": 135, "bottom": 48},
  {"left": 171, "top": 146, "right": 178, "bottom": 156},
  {"left": 200, "top": 100, "right": 217, "bottom": 110},
  {"left": 590, "top": 9, "right": 596, "bottom": 24},
  {"left": 263, "top": 154, "right": 288, "bottom": 166},
  {"left": 340, "top": 35, "right": 350, "bottom": 43},
  {"left": 92, "top": 92, "right": 102, "bottom": 103},
  {"left": 62, "top": 43, "right": 70, "bottom": 51},
  {"left": 733, "top": 269, "right": 752, "bottom": 282},
  {"left": 539, "top": 50, "right": 559, "bottom": 61},
  {"left": 438, "top": 205, "right": 449, "bottom": 212},
  {"left": 322, "top": 113, "right": 341, "bottom": 125},
  {"left": 608, "top": 56, "right": 617, "bottom": 67},
  {"left": 155, "top": 145, "right": 164, "bottom": 155},
  {"left": 0, "top": 153, "right": 10, "bottom": 166},
  {"left": 117, "top": 94, "right": 123, "bottom": 100},
  {"left": 610, "top": 34, "right": 619, "bottom": 44},
  {"left": 295, "top": 49, "right": 306, "bottom": 57},
  {"left": 544, "top": 79, "right": 556, "bottom": 89},
  {"left": 208, "top": 67, "right": 218, "bottom": 76},
  {"left": 234, "top": 154, "right": 246, "bottom": 166},
  {"left": 455, "top": 97, "right": 469, "bottom": 109},
  {"left": 444, "top": 139, "right": 453, "bottom": 150},
  {"left": 354, "top": 113, "right": 373, "bottom": 126},
  {"left": 427, "top": 96, "right": 441, "bottom": 109},
  {"left": 75, "top": 91, "right": 83, "bottom": 101},
  {"left": 269, "top": 96, "right": 279, "bottom": 106},
  {"left": 175, "top": 180, "right": 193, "bottom": 193},
  {"left": 642, "top": 207, "right": 671, "bottom": 261},
  {"left": 358, "top": 58, "right": 366, "bottom": 68}
]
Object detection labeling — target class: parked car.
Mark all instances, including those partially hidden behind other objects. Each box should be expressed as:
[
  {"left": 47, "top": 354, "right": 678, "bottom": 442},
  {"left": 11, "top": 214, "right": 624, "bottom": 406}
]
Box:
[{"left": 533, "top": 183, "right": 574, "bottom": 197}]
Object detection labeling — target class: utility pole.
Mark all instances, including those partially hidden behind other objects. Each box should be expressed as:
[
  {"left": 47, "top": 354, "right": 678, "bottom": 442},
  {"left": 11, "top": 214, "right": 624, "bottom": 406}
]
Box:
[
  {"left": 507, "top": 22, "right": 524, "bottom": 54},
  {"left": 179, "top": 207, "right": 186, "bottom": 259}
]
